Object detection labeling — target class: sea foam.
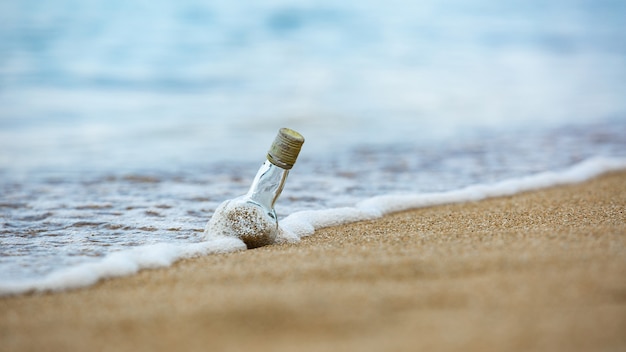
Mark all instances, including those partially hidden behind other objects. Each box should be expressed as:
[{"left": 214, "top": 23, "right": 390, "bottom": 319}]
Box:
[
  {"left": 0, "top": 237, "right": 245, "bottom": 296},
  {"left": 278, "top": 157, "right": 626, "bottom": 238},
  {"left": 1, "top": 156, "right": 625, "bottom": 296}
]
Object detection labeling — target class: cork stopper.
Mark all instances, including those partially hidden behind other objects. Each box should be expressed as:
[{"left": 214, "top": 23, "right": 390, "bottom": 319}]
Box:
[{"left": 266, "top": 128, "right": 305, "bottom": 169}]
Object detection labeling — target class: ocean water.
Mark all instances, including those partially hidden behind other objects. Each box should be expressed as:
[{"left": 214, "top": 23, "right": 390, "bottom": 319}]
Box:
[{"left": 1, "top": 0, "right": 626, "bottom": 295}]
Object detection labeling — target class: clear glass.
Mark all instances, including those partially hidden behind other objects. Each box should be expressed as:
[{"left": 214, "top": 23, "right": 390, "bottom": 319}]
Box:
[
  {"left": 246, "top": 160, "right": 289, "bottom": 218},
  {"left": 204, "top": 160, "right": 289, "bottom": 248}
]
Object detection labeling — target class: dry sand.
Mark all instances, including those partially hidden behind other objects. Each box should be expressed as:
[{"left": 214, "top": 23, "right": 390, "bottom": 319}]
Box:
[{"left": 1, "top": 171, "right": 625, "bottom": 352}]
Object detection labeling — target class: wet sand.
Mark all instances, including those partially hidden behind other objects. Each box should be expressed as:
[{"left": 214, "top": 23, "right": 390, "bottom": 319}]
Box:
[{"left": 1, "top": 171, "right": 625, "bottom": 352}]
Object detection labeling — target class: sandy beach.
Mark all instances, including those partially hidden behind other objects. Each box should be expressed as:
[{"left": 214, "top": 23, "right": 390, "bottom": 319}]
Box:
[{"left": 1, "top": 171, "right": 625, "bottom": 352}]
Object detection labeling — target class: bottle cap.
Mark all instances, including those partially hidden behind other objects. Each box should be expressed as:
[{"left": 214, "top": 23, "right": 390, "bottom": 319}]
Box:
[{"left": 267, "top": 128, "right": 305, "bottom": 169}]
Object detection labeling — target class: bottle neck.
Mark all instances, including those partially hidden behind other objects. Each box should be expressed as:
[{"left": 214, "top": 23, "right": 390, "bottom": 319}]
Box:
[{"left": 245, "top": 160, "right": 289, "bottom": 210}]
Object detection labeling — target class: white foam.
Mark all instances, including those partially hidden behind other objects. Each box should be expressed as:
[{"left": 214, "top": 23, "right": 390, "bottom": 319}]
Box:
[
  {"left": 278, "top": 157, "right": 626, "bottom": 240},
  {"left": 0, "top": 236, "right": 245, "bottom": 296},
  {"left": 2, "top": 156, "right": 625, "bottom": 296}
]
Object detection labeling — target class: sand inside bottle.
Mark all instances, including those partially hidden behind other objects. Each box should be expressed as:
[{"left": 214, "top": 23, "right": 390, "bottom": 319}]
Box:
[{"left": 205, "top": 199, "right": 277, "bottom": 249}]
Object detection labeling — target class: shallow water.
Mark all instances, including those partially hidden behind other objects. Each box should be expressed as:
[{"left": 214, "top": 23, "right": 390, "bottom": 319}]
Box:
[
  {"left": 2, "top": 120, "right": 625, "bottom": 285},
  {"left": 1, "top": 0, "right": 626, "bottom": 290}
]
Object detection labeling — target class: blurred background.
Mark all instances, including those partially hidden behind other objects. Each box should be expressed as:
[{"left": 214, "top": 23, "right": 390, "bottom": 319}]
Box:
[{"left": 1, "top": 0, "right": 625, "bottom": 175}]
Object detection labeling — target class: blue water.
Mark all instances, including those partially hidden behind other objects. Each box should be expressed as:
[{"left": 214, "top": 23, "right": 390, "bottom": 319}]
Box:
[{"left": 1, "top": 0, "right": 626, "bottom": 286}]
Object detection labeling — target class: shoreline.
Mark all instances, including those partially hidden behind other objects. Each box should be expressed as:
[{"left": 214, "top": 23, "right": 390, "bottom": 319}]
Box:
[
  {"left": 1, "top": 171, "right": 625, "bottom": 351},
  {"left": 3, "top": 157, "right": 624, "bottom": 297}
]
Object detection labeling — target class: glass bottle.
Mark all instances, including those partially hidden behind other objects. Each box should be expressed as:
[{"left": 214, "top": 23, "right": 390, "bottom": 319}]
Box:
[{"left": 204, "top": 128, "right": 305, "bottom": 248}]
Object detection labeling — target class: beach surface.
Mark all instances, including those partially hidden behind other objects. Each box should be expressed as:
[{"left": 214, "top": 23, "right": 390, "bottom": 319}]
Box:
[{"left": 1, "top": 171, "right": 625, "bottom": 352}]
